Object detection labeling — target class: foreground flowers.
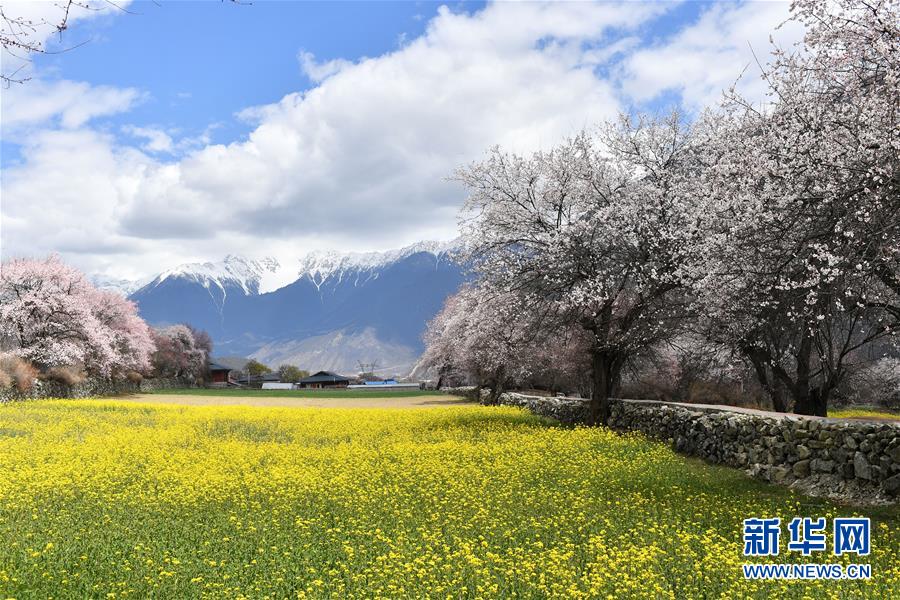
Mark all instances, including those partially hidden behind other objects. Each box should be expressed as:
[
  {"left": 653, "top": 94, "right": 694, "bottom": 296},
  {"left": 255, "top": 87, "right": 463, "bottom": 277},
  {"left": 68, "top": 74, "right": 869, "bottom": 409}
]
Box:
[{"left": 0, "top": 400, "right": 897, "bottom": 598}]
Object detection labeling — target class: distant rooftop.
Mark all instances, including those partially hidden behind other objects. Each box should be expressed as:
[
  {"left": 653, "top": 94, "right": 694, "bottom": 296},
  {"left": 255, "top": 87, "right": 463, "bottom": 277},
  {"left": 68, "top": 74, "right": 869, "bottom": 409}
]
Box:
[{"left": 299, "top": 371, "right": 351, "bottom": 384}]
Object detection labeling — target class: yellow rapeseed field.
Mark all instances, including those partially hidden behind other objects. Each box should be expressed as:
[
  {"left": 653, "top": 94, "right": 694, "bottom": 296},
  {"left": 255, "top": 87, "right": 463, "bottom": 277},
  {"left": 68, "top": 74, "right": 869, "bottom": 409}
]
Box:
[{"left": 0, "top": 399, "right": 897, "bottom": 599}]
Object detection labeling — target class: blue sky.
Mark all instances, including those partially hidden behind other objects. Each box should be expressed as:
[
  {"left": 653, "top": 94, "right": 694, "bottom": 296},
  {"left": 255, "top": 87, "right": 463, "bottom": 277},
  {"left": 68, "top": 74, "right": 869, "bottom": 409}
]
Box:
[
  {"left": 1, "top": 1, "right": 802, "bottom": 279},
  {"left": 14, "top": 0, "right": 704, "bottom": 158},
  {"left": 29, "top": 2, "right": 463, "bottom": 153}
]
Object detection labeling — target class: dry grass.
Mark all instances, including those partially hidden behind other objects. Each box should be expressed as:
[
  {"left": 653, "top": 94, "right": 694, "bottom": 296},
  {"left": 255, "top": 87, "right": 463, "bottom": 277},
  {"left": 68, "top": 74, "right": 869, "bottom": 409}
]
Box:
[
  {"left": 42, "top": 365, "right": 87, "bottom": 386},
  {"left": 118, "top": 392, "right": 473, "bottom": 409},
  {"left": 0, "top": 353, "right": 37, "bottom": 392}
]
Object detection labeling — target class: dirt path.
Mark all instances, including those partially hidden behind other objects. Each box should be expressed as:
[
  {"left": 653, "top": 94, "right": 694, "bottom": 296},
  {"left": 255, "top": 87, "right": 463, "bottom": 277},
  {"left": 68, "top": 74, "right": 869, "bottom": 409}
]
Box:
[{"left": 117, "top": 393, "right": 474, "bottom": 409}]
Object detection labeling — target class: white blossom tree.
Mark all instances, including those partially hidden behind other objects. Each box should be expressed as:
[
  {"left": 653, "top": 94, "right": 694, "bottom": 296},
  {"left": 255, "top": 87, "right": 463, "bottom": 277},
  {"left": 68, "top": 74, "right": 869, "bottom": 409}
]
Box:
[
  {"left": 421, "top": 285, "right": 542, "bottom": 403},
  {"left": 422, "top": 283, "right": 591, "bottom": 400},
  {"left": 457, "top": 114, "right": 702, "bottom": 424},
  {"left": 693, "top": 0, "right": 899, "bottom": 415},
  {"left": 0, "top": 255, "right": 155, "bottom": 376}
]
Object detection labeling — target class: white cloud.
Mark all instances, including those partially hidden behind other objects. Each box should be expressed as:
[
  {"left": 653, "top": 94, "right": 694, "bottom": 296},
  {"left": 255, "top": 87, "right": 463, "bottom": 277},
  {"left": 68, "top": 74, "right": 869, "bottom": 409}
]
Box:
[
  {"left": 1, "top": 128, "right": 151, "bottom": 260},
  {"left": 121, "top": 124, "right": 217, "bottom": 156},
  {"left": 1, "top": 79, "right": 143, "bottom": 133},
  {"left": 619, "top": 1, "right": 805, "bottom": 109},
  {"left": 3, "top": 1, "right": 670, "bottom": 279},
  {"left": 4, "top": 1, "right": 810, "bottom": 282},
  {"left": 298, "top": 51, "right": 355, "bottom": 83},
  {"left": 123, "top": 125, "right": 174, "bottom": 153}
]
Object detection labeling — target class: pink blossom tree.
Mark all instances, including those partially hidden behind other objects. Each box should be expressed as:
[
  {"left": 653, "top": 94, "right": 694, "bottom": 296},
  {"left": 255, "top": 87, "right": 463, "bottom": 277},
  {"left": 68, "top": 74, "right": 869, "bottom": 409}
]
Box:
[
  {"left": 0, "top": 255, "right": 155, "bottom": 377},
  {"left": 150, "top": 324, "right": 211, "bottom": 382}
]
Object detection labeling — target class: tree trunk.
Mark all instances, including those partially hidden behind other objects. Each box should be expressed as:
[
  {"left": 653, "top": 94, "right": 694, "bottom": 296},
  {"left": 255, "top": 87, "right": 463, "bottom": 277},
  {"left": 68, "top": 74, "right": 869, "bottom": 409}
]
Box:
[
  {"left": 794, "top": 386, "right": 829, "bottom": 417},
  {"left": 770, "top": 384, "right": 789, "bottom": 413},
  {"left": 789, "top": 335, "right": 830, "bottom": 416},
  {"left": 745, "top": 349, "right": 790, "bottom": 413},
  {"left": 588, "top": 349, "right": 619, "bottom": 426},
  {"left": 488, "top": 365, "right": 506, "bottom": 406},
  {"left": 793, "top": 386, "right": 813, "bottom": 415}
]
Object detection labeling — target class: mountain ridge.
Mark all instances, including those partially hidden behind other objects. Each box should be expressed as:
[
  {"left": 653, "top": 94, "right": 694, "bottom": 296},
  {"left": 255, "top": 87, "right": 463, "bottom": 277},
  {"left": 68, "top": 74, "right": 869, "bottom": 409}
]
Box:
[{"left": 124, "top": 240, "right": 464, "bottom": 375}]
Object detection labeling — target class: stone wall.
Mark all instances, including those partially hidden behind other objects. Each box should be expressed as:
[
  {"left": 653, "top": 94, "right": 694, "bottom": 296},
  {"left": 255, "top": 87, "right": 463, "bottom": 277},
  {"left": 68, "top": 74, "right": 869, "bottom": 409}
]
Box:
[
  {"left": 0, "top": 377, "right": 191, "bottom": 403},
  {"left": 494, "top": 392, "right": 900, "bottom": 503},
  {"left": 496, "top": 392, "right": 590, "bottom": 425}
]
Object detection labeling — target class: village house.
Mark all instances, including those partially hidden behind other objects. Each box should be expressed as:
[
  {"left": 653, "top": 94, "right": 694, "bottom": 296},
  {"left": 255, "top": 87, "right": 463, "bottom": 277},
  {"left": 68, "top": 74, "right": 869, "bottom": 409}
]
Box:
[
  {"left": 298, "top": 371, "right": 351, "bottom": 389},
  {"left": 208, "top": 362, "right": 233, "bottom": 388}
]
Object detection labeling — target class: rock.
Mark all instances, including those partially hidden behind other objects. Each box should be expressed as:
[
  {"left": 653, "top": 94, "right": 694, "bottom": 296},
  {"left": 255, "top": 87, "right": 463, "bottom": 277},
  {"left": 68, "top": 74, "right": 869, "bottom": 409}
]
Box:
[
  {"left": 811, "top": 459, "right": 835, "bottom": 473},
  {"left": 854, "top": 452, "right": 872, "bottom": 481},
  {"left": 845, "top": 436, "right": 858, "bottom": 450},
  {"left": 888, "top": 445, "right": 900, "bottom": 463},
  {"left": 771, "top": 467, "right": 791, "bottom": 484},
  {"left": 840, "top": 463, "right": 855, "bottom": 479},
  {"left": 793, "top": 460, "right": 811, "bottom": 477},
  {"left": 796, "top": 445, "right": 811, "bottom": 460},
  {"left": 884, "top": 474, "right": 900, "bottom": 497}
]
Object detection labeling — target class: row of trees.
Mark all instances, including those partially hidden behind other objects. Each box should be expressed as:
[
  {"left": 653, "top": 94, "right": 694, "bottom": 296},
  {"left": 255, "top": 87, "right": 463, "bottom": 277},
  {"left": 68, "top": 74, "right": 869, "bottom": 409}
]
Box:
[
  {"left": 424, "top": 0, "right": 898, "bottom": 422},
  {"left": 0, "top": 255, "right": 213, "bottom": 387}
]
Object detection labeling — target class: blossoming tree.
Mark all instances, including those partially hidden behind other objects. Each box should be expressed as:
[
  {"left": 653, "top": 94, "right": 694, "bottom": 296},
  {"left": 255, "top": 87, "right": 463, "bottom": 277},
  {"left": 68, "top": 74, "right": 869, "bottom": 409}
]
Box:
[
  {"left": 0, "top": 255, "right": 155, "bottom": 376},
  {"left": 421, "top": 285, "right": 538, "bottom": 403},
  {"left": 693, "top": 0, "right": 899, "bottom": 415},
  {"left": 456, "top": 114, "right": 701, "bottom": 424},
  {"left": 150, "top": 324, "right": 212, "bottom": 382},
  {"left": 422, "top": 284, "right": 592, "bottom": 400}
]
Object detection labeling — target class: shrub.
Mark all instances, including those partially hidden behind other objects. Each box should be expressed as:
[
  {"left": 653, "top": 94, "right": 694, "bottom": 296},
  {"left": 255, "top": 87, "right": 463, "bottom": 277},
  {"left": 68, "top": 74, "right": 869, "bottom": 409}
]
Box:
[
  {"left": 0, "top": 354, "right": 38, "bottom": 392},
  {"left": 42, "top": 365, "right": 87, "bottom": 386},
  {"left": 125, "top": 370, "right": 143, "bottom": 384}
]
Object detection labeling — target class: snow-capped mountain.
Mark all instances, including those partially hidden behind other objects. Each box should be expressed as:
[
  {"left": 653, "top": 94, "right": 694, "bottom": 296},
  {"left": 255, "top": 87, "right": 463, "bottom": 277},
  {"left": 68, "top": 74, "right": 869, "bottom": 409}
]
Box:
[
  {"left": 128, "top": 240, "right": 464, "bottom": 375},
  {"left": 148, "top": 254, "right": 285, "bottom": 297},
  {"left": 295, "top": 240, "right": 458, "bottom": 291},
  {"left": 90, "top": 275, "right": 151, "bottom": 296}
]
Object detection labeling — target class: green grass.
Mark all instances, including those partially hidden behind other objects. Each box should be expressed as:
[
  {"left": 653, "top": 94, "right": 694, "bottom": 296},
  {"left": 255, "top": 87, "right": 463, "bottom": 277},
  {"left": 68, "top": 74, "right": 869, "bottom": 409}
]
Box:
[
  {"left": 0, "top": 400, "right": 897, "bottom": 599},
  {"left": 146, "top": 387, "right": 449, "bottom": 398}
]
